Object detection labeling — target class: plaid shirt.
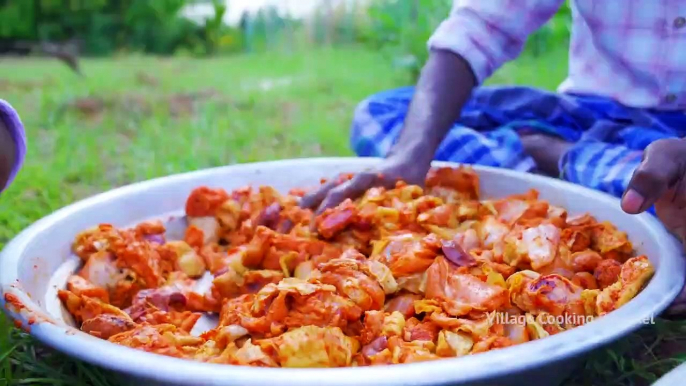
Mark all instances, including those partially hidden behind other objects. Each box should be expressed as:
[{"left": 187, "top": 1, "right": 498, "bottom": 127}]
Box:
[{"left": 428, "top": 0, "right": 686, "bottom": 110}]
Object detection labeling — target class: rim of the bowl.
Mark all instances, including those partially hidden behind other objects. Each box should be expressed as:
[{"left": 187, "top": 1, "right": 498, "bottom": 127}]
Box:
[
  {"left": 653, "top": 361, "right": 686, "bottom": 386},
  {"left": 1, "top": 157, "right": 684, "bottom": 386}
]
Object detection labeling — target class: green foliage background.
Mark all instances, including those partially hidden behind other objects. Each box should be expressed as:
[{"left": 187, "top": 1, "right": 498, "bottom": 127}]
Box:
[
  {"left": 357, "top": 0, "right": 572, "bottom": 80},
  {"left": 0, "top": 0, "right": 573, "bottom": 68},
  {"left": 0, "top": 0, "right": 234, "bottom": 56}
]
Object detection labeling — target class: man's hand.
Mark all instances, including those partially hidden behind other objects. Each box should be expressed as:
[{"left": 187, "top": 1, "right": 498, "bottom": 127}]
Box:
[
  {"left": 301, "top": 49, "right": 477, "bottom": 214},
  {"left": 621, "top": 138, "right": 686, "bottom": 316},
  {"left": 301, "top": 154, "right": 429, "bottom": 214},
  {"left": 621, "top": 138, "right": 686, "bottom": 242}
]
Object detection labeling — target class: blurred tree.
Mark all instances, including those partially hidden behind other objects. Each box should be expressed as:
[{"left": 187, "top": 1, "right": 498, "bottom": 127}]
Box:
[
  {"left": 239, "top": 11, "right": 253, "bottom": 52},
  {"left": 360, "top": 0, "right": 572, "bottom": 81},
  {"left": 358, "top": 0, "right": 450, "bottom": 80},
  {"left": 199, "top": 0, "right": 227, "bottom": 55},
  {"left": 0, "top": 0, "right": 240, "bottom": 56},
  {"left": 251, "top": 8, "right": 268, "bottom": 51}
]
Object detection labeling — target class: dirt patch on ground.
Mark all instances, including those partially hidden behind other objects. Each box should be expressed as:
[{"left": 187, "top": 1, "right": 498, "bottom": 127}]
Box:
[
  {"left": 278, "top": 101, "right": 300, "bottom": 127},
  {"left": 63, "top": 88, "right": 230, "bottom": 119},
  {"left": 0, "top": 78, "right": 56, "bottom": 92},
  {"left": 70, "top": 97, "right": 106, "bottom": 117},
  {"left": 167, "top": 89, "right": 222, "bottom": 117},
  {"left": 135, "top": 71, "right": 159, "bottom": 87}
]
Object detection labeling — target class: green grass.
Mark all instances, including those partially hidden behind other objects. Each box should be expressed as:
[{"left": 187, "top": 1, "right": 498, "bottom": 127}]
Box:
[{"left": 1, "top": 45, "right": 684, "bottom": 386}]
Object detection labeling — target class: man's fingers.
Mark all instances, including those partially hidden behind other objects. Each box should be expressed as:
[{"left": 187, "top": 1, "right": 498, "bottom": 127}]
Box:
[
  {"left": 315, "top": 173, "right": 378, "bottom": 214},
  {"left": 673, "top": 226, "right": 686, "bottom": 247},
  {"left": 621, "top": 189, "right": 647, "bottom": 214},
  {"left": 300, "top": 180, "right": 339, "bottom": 210},
  {"left": 316, "top": 182, "right": 352, "bottom": 215},
  {"left": 622, "top": 139, "right": 686, "bottom": 214},
  {"left": 655, "top": 184, "right": 686, "bottom": 243}
]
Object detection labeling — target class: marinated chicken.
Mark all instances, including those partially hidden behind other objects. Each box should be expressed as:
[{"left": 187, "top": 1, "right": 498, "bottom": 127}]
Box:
[{"left": 58, "top": 166, "right": 654, "bottom": 367}]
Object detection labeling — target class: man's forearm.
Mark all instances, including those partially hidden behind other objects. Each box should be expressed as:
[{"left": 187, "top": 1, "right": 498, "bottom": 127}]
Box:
[{"left": 387, "top": 49, "right": 477, "bottom": 166}]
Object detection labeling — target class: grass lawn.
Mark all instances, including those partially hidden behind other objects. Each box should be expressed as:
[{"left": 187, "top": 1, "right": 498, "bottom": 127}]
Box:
[{"left": 1, "top": 45, "right": 684, "bottom": 385}]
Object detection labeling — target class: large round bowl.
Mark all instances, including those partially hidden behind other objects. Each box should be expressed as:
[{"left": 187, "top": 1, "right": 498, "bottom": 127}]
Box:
[
  {"left": 654, "top": 362, "right": 686, "bottom": 386},
  {"left": 1, "top": 158, "right": 684, "bottom": 386},
  {"left": 652, "top": 363, "right": 686, "bottom": 386}
]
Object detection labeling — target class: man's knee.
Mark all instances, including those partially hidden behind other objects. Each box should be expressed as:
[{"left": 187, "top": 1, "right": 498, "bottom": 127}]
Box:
[
  {"left": 352, "top": 87, "right": 414, "bottom": 123},
  {"left": 350, "top": 87, "right": 415, "bottom": 157}
]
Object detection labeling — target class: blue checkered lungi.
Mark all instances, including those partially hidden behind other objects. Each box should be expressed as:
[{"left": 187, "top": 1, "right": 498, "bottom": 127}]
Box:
[{"left": 351, "top": 86, "right": 686, "bottom": 199}]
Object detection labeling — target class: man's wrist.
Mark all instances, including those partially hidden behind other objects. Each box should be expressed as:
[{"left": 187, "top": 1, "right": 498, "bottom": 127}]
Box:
[{"left": 387, "top": 140, "right": 435, "bottom": 167}]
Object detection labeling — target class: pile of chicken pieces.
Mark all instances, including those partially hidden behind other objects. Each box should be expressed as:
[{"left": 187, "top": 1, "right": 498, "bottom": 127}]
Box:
[{"left": 58, "top": 166, "right": 654, "bottom": 367}]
